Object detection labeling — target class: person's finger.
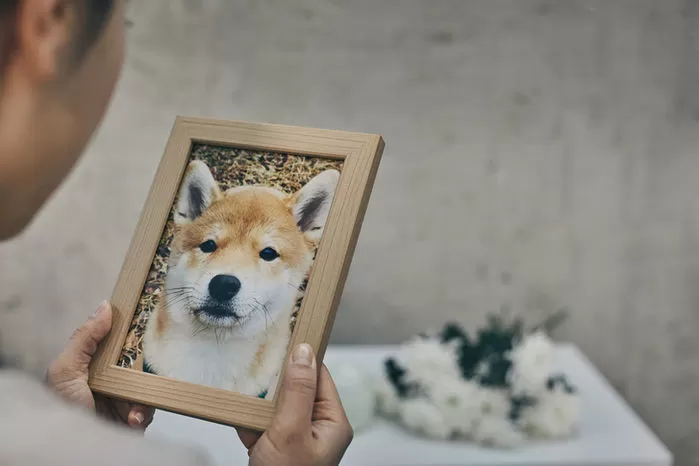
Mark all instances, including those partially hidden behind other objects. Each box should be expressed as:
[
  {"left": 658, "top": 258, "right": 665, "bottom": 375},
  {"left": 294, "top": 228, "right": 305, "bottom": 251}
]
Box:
[
  {"left": 236, "top": 428, "right": 262, "bottom": 452},
  {"left": 316, "top": 364, "right": 343, "bottom": 406},
  {"left": 62, "top": 301, "right": 113, "bottom": 369},
  {"left": 108, "top": 400, "right": 152, "bottom": 429},
  {"left": 312, "top": 365, "right": 353, "bottom": 449},
  {"left": 272, "top": 343, "right": 317, "bottom": 433},
  {"left": 313, "top": 365, "right": 351, "bottom": 426},
  {"left": 48, "top": 302, "right": 112, "bottom": 386},
  {"left": 127, "top": 404, "right": 155, "bottom": 430}
]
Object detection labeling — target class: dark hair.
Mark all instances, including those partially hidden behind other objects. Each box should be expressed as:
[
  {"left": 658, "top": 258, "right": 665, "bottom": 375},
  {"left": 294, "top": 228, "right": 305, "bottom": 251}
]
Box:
[
  {"left": 76, "top": 0, "right": 116, "bottom": 56},
  {"left": 0, "top": 0, "right": 16, "bottom": 16},
  {"left": 0, "top": 0, "right": 115, "bottom": 68}
]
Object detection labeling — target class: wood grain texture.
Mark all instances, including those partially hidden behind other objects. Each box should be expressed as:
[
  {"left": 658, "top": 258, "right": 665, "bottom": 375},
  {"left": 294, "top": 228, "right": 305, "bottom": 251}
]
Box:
[
  {"left": 88, "top": 117, "right": 383, "bottom": 430},
  {"left": 90, "top": 367, "right": 274, "bottom": 430}
]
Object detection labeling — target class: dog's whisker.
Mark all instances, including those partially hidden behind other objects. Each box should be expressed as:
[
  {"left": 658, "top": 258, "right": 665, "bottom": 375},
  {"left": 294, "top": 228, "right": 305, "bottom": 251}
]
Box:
[
  {"left": 162, "top": 289, "right": 195, "bottom": 298},
  {"left": 165, "top": 291, "right": 191, "bottom": 299},
  {"left": 165, "top": 286, "right": 195, "bottom": 292},
  {"left": 255, "top": 299, "right": 274, "bottom": 330},
  {"left": 162, "top": 295, "right": 192, "bottom": 309},
  {"left": 259, "top": 302, "right": 273, "bottom": 333},
  {"left": 286, "top": 281, "right": 304, "bottom": 292},
  {"left": 163, "top": 293, "right": 192, "bottom": 301},
  {"left": 162, "top": 289, "right": 193, "bottom": 299},
  {"left": 249, "top": 298, "right": 273, "bottom": 334}
]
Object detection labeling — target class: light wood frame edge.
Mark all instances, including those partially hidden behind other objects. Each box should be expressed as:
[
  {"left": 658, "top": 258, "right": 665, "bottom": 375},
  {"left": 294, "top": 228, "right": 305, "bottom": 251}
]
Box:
[{"left": 88, "top": 116, "right": 384, "bottom": 430}]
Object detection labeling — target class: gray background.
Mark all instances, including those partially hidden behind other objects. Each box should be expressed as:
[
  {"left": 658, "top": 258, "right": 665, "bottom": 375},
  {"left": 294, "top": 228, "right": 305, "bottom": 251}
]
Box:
[{"left": 1, "top": 0, "right": 698, "bottom": 464}]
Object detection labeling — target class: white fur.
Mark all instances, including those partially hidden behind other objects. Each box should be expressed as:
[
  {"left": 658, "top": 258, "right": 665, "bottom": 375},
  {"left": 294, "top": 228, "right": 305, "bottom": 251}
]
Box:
[{"left": 144, "top": 300, "right": 291, "bottom": 397}]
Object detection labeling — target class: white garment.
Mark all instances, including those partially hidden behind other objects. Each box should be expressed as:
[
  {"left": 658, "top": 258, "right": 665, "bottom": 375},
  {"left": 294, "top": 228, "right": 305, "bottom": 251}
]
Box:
[{"left": 0, "top": 369, "right": 212, "bottom": 466}]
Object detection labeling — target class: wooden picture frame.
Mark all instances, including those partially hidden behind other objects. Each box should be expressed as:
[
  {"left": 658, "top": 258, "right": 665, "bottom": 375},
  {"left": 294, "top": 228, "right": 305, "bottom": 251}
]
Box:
[{"left": 88, "top": 117, "right": 384, "bottom": 430}]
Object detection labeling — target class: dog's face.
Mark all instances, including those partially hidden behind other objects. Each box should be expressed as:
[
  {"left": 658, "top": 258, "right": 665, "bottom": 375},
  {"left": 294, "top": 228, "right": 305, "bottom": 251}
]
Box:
[{"left": 164, "top": 160, "right": 339, "bottom": 331}]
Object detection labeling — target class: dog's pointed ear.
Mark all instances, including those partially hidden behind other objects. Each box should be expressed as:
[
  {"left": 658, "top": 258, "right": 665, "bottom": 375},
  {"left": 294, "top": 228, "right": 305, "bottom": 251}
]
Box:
[
  {"left": 174, "top": 161, "right": 221, "bottom": 225},
  {"left": 291, "top": 169, "right": 340, "bottom": 238}
]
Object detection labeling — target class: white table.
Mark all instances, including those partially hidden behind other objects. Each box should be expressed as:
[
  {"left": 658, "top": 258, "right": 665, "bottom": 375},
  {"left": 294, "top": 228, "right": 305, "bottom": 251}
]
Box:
[{"left": 146, "top": 345, "right": 673, "bottom": 466}]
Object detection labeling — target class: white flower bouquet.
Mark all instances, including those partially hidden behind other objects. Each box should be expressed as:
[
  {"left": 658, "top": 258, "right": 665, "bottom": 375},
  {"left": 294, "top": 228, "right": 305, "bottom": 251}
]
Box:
[{"left": 374, "top": 313, "right": 580, "bottom": 448}]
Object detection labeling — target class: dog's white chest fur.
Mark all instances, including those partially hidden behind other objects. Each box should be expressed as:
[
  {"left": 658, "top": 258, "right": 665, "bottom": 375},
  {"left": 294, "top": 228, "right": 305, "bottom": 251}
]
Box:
[{"left": 143, "top": 306, "right": 290, "bottom": 398}]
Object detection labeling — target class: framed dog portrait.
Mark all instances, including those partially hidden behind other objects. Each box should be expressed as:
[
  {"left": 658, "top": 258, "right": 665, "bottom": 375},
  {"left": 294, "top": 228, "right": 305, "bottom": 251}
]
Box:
[{"left": 88, "top": 117, "right": 383, "bottom": 430}]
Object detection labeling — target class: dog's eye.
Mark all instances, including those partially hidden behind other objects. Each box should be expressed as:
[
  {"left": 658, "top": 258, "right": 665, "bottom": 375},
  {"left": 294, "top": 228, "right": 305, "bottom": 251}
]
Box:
[
  {"left": 259, "top": 247, "right": 280, "bottom": 261},
  {"left": 199, "top": 240, "right": 217, "bottom": 253}
]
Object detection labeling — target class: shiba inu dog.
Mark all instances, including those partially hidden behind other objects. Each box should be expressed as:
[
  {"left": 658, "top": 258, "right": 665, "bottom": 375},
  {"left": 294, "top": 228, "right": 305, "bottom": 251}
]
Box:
[{"left": 143, "top": 160, "right": 339, "bottom": 398}]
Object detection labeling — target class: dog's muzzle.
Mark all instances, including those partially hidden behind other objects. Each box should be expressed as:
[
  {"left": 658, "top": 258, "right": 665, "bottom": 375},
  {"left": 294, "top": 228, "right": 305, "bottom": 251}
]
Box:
[{"left": 192, "top": 274, "right": 244, "bottom": 325}]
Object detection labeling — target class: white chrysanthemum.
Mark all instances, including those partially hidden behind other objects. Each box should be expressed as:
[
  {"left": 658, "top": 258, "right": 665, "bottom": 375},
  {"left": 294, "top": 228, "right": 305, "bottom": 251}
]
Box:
[
  {"left": 519, "top": 385, "right": 580, "bottom": 439},
  {"left": 508, "top": 331, "right": 553, "bottom": 396},
  {"left": 472, "top": 416, "right": 525, "bottom": 448},
  {"left": 429, "top": 376, "right": 482, "bottom": 436},
  {"left": 396, "top": 337, "right": 460, "bottom": 389},
  {"left": 399, "top": 398, "right": 452, "bottom": 440},
  {"left": 472, "top": 386, "right": 511, "bottom": 420},
  {"left": 436, "top": 385, "right": 512, "bottom": 439},
  {"left": 373, "top": 376, "right": 400, "bottom": 417}
]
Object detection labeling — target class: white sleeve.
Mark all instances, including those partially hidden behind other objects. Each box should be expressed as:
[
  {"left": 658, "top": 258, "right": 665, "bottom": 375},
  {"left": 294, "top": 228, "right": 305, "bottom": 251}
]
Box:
[{"left": 0, "top": 370, "right": 213, "bottom": 466}]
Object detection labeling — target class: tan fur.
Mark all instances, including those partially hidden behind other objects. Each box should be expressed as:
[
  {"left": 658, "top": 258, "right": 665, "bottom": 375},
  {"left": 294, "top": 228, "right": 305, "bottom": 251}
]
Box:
[
  {"left": 172, "top": 188, "right": 311, "bottom": 278},
  {"left": 155, "top": 303, "right": 169, "bottom": 337},
  {"left": 248, "top": 342, "right": 268, "bottom": 378}
]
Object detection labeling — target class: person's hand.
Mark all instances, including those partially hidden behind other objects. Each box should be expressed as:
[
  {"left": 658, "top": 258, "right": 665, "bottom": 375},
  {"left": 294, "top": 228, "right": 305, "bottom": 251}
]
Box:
[
  {"left": 47, "top": 301, "right": 154, "bottom": 430},
  {"left": 237, "top": 344, "right": 353, "bottom": 466}
]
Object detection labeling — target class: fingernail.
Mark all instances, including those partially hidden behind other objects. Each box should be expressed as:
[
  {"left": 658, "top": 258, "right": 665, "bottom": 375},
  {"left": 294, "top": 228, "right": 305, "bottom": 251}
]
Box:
[
  {"left": 292, "top": 343, "right": 314, "bottom": 367},
  {"left": 132, "top": 412, "right": 145, "bottom": 426},
  {"left": 92, "top": 301, "right": 109, "bottom": 318}
]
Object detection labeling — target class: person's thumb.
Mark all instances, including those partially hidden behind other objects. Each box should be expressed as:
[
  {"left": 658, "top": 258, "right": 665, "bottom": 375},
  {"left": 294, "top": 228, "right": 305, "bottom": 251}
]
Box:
[
  {"left": 272, "top": 343, "right": 318, "bottom": 433},
  {"left": 62, "top": 301, "right": 113, "bottom": 370}
]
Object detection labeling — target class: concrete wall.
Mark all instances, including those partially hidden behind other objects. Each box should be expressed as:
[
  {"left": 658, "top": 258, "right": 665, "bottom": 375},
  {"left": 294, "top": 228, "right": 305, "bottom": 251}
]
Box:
[{"left": 1, "top": 0, "right": 698, "bottom": 463}]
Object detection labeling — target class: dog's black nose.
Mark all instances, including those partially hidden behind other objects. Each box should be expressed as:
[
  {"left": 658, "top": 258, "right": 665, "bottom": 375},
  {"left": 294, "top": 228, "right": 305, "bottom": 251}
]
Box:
[{"left": 208, "top": 274, "right": 241, "bottom": 301}]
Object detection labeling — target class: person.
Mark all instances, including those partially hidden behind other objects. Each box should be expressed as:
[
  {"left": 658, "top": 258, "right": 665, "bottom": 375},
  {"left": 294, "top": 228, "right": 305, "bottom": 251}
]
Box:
[{"left": 0, "top": 1, "right": 353, "bottom": 465}]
